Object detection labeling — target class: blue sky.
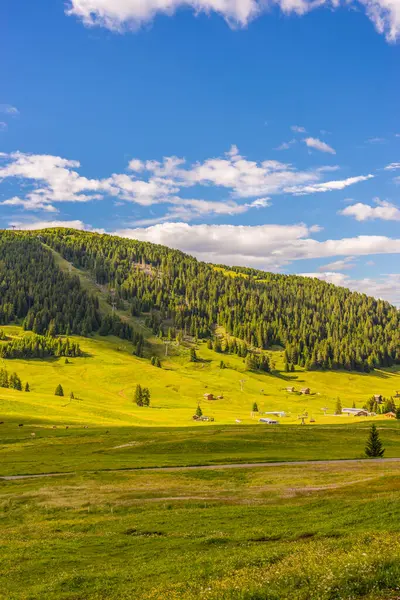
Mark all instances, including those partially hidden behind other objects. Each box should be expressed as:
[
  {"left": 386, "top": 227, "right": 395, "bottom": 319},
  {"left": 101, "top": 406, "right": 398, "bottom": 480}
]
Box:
[{"left": 1, "top": 0, "right": 400, "bottom": 303}]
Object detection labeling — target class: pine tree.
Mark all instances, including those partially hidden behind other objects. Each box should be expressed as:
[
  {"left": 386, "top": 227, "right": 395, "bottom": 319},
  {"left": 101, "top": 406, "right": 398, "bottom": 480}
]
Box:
[
  {"left": 335, "top": 397, "right": 342, "bottom": 415},
  {"left": 219, "top": 360, "right": 225, "bottom": 369},
  {"left": 70, "top": 391, "right": 75, "bottom": 400},
  {"left": 290, "top": 363, "right": 295, "bottom": 372},
  {"left": 55, "top": 384, "right": 64, "bottom": 397},
  {"left": 352, "top": 401, "right": 356, "bottom": 408},
  {"left": 65, "top": 358, "right": 69, "bottom": 364},
  {"left": 189, "top": 348, "right": 197, "bottom": 362},
  {"left": 207, "top": 339, "right": 212, "bottom": 350},
  {"left": 25, "top": 382, "right": 30, "bottom": 392},
  {"left": 365, "top": 424, "right": 385, "bottom": 458},
  {"left": 134, "top": 384, "right": 143, "bottom": 406},
  {"left": 195, "top": 404, "right": 203, "bottom": 417},
  {"left": 252, "top": 402, "right": 258, "bottom": 412},
  {"left": 142, "top": 388, "right": 150, "bottom": 406}
]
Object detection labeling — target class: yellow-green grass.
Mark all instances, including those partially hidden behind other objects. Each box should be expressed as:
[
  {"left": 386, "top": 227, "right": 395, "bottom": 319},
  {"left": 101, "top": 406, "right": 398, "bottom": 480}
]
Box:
[
  {"left": 2, "top": 461, "right": 400, "bottom": 599},
  {"left": 0, "top": 325, "right": 399, "bottom": 429}
]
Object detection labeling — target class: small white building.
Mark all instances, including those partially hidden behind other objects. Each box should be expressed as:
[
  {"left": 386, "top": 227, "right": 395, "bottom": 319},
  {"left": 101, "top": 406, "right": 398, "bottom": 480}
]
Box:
[{"left": 259, "top": 418, "right": 279, "bottom": 424}]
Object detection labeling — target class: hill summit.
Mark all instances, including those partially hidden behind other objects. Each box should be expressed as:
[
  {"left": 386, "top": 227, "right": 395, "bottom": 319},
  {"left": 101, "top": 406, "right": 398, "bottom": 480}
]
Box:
[{"left": 0, "top": 228, "right": 399, "bottom": 372}]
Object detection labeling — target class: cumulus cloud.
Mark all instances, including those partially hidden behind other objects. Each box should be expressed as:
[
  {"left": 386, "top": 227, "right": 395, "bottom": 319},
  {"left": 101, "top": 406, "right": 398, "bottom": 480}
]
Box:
[
  {"left": 10, "top": 219, "right": 89, "bottom": 231},
  {"left": 301, "top": 272, "right": 400, "bottom": 306},
  {"left": 340, "top": 199, "right": 400, "bottom": 221},
  {"left": 114, "top": 222, "right": 400, "bottom": 271},
  {"left": 318, "top": 257, "right": 356, "bottom": 271},
  {"left": 65, "top": 0, "right": 400, "bottom": 42},
  {"left": 0, "top": 146, "right": 372, "bottom": 220},
  {"left": 303, "top": 137, "right": 336, "bottom": 154}
]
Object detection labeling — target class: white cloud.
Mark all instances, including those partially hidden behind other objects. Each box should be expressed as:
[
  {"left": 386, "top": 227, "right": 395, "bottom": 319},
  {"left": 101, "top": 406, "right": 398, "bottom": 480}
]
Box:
[
  {"left": 65, "top": 0, "right": 400, "bottom": 42},
  {"left": 384, "top": 162, "right": 400, "bottom": 170},
  {"left": 0, "top": 104, "right": 19, "bottom": 116},
  {"left": 301, "top": 272, "right": 400, "bottom": 306},
  {"left": 340, "top": 199, "right": 400, "bottom": 221},
  {"left": 10, "top": 220, "right": 88, "bottom": 231},
  {"left": 318, "top": 257, "right": 356, "bottom": 271},
  {"left": 291, "top": 125, "right": 306, "bottom": 133},
  {"left": 2, "top": 196, "right": 59, "bottom": 213},
  {"left": 288, "top": 174, "right": 373, "bottom": 195},
  {"left": 114, "top": 222, "right": 400, "bottom": 272},
  {"left": 275, "top": 139, "right": 297, "bottom": 150},
  {"left": 1, "top": 147, "right": 372, "bottom": 221},
  {"left": 303, "top": 137, "right": 336, "bottom": 154}
]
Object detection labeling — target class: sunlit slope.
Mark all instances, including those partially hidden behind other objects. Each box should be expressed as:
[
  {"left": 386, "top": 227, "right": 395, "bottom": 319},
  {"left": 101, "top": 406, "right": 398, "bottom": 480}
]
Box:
[{"left": 1, "top": 326, "right": 399, "bottom": 427}]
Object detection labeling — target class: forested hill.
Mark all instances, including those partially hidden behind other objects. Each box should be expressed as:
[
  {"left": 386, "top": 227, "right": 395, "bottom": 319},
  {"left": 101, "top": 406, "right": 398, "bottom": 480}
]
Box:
[{"left": 1, "top": 228, "right": 399, "bottom": 372}]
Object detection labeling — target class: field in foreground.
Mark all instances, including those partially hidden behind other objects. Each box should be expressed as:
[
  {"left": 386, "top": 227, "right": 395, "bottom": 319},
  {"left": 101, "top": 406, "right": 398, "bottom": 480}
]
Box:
[{"left": 2, "top": 461, "right": 400, "bottom": 600}]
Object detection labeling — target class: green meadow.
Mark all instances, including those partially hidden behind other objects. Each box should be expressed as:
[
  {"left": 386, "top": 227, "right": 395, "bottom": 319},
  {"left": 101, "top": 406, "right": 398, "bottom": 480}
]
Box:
[
  {"left": 2, "top": 461, "right": 400, "bottom": 600},
  {"left": 2, "top": 324, "right": 400, "bottom": 599},
  {"left": 1, "top": 325, "right": 399, "bottom": 430}
]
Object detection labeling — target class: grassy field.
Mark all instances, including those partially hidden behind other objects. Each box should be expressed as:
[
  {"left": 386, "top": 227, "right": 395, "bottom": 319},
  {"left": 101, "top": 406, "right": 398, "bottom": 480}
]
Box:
[
  {"left": 1, "top": 325, "right": 399, "bottom": 431},
  {"left": 2, "top": 461, "right": 400, "bottom": 600},
  {"left": 1, "top": 320, "right": 400, "bottom": 598}
]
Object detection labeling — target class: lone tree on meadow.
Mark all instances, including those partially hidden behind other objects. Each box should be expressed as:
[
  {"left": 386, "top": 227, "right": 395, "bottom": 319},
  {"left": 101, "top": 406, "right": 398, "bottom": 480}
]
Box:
[
  {"left": 365, "top": 424, "right": 385, "bottom": 458},
  {"left": 142, "top": 387, "right": 150, "bottom": 407},
  {"left": 55, "top": 384, "right": 64, "bottom": 397},
  {"left": 252, "top": 402, "right": 259, "bottom": 413},
  {"left": 25, "top": 382, "right": 30, "bottom": 392},
  {"left": 134, "top": 384, "right": 143, "bottom": 406},
  {"left": 196, "top": 404, "right": 203, "bottom": 417},
  {"left": 335, "top": 397, "right": 342, "bottom": 415}
]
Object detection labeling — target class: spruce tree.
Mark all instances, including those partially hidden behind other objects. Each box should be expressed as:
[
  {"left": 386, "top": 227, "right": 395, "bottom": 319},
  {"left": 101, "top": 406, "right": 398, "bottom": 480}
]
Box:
[
  {"left": 134, "top": 384, "right": 143, "bottom": 406},
  {"left": 365, "top": 424, "right": 385, "bottom": 458},
  {"left": 195, "top": 404, "right": 203, "bottom": 417},
  {"left": 189, "top": 348, "right": 197, "bottom": 362},
  {"left": 252, "top": 402, "right": 258, "bottom": 412},
  {"left": 55, "top": 384, "right": 64, "bottom": 397},
  {"left": 25, "top": 382, "right": 30, "bottom": 392},
  {"left": 335, "top": 397, "right": 342, "bottom": 415},
  {"left": 142, "top": 388, "right": 150, "bottom": 407}
]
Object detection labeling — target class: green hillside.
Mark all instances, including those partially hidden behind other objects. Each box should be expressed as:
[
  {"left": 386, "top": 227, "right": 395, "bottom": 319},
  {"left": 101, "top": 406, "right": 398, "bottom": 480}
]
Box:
[{"left": 1, "top": 325, "right": 399, "bottom": 429}]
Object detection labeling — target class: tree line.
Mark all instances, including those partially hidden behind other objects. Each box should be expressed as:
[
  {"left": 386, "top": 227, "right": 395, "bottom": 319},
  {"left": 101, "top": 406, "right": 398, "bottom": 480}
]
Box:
[{"left": 5, "top": 228, "right": 399, "bottom": 372}]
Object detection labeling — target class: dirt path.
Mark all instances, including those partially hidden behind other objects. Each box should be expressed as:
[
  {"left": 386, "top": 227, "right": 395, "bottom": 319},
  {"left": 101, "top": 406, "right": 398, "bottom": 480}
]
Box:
[{"left": 2, "top": 457, "right": 400, "bottom": 481}]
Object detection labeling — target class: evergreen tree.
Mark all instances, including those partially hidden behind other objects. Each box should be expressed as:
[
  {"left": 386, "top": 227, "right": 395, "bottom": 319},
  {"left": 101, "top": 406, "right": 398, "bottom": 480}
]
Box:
[
  {"left": 219, "top": 360, "right": 225, "bottom": 369},
  {"left": 195, "top": 404, "right": 203, "bottom": 417},
  {"left": 335, "top": 397, "right": 342, "bottom": 415},
  {"left": 25, "top": 382, "right": 30, "bottom": 392},
  {"left": 396, "top": 406, "right": 400, "bottom": 420},
  {"left": 252, "top": 402, "right": 258, "bottom": 412},
  {"left": 55, "top": 384, "right": 64, "bottom": 397},
  {"left": 70, "top": 391, "right": 75, "bottom": 400},
  {"left": 65, "top": 358, "right": 69, "bottom": 364},
  {"left": 290, "top": 363, "right": 295, "bottom": 372},
  {"left": 365, "top": 424, "right": 385, "bottom": 458},
  {"left": 207, "top": 339, "right": 213, "bottom": 350},
  {"left": 189, "top": 348, "right": 197, "bottom": 362},
  {"left": 142, "top": 388, "right": 150, "bottom": 407},
  {"left": 246, "top": 353, "right": 257, "bottom": 371},
  {"left": 134, "top": 384, "right": 143, "bottom": 406}
]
